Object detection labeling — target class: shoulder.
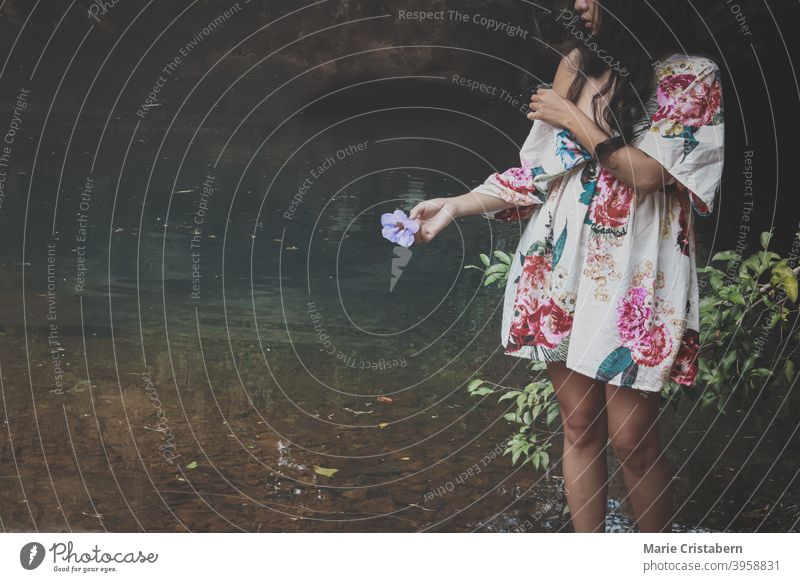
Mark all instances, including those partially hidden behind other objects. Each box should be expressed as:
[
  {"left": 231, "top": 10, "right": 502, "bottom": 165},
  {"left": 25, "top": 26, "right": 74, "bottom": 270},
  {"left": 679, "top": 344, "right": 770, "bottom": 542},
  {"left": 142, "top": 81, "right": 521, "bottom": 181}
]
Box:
[
  {"left": 558, "top": 48, "right": 581, "bottom": 77},
  {"left": 553, "top": 49, "right": 580, "bottom": 94}
]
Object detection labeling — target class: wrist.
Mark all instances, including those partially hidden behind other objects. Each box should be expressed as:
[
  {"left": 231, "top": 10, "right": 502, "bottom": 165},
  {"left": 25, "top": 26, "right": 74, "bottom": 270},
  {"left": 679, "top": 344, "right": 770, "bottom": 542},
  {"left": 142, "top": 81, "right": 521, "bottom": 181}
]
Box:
[
  {"left": 563, "top": 102, "right": 584, "bottom": 133},
  {"left": 444, "top": 198, "right": 463, "bottom": 220}
]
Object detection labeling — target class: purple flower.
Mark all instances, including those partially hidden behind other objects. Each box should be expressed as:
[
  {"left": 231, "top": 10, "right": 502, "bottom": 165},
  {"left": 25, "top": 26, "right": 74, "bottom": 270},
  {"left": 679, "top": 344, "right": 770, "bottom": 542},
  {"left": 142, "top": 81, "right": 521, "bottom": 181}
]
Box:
[{"left": 381, "top": 209, "right": 419, "bottom": 248}]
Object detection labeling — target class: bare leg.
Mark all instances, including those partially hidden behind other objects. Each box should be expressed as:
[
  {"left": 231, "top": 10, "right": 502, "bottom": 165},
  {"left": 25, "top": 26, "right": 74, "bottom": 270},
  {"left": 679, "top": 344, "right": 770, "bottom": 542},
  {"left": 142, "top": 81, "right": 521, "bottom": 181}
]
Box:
[
  {"left": 605, "top": 384, "right": 674, "bottom": 533},
  {"left": 547, "top": 362, "right": 609, "bottom": 533}
]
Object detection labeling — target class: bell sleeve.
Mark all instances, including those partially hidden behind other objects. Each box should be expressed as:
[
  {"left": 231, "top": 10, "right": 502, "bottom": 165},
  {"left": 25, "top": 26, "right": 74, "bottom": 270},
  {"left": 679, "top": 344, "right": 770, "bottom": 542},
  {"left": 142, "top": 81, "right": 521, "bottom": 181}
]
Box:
[
  {"left": 635, "top": 57, "right": 725, "bottom": 217},
  {"left": 472, "top": 120, "right": 589, "bottom": 222},
  {"left": 471, "top": 165, "right": 547, "bottom": 222}
]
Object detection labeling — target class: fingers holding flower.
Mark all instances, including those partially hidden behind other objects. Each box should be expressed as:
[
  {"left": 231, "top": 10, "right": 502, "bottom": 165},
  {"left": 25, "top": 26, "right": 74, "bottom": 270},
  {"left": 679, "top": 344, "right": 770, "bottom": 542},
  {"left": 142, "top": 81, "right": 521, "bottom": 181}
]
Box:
[{"left": 407, "top": 199, "right": 456, "bottom": 244}]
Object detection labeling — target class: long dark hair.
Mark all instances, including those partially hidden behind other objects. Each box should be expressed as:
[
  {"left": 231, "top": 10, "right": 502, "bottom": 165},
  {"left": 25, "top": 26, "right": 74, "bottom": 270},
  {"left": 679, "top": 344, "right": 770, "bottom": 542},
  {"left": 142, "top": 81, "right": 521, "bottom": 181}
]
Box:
[{"left": 560, "top": 0, "right": 702, "bottom": 162}]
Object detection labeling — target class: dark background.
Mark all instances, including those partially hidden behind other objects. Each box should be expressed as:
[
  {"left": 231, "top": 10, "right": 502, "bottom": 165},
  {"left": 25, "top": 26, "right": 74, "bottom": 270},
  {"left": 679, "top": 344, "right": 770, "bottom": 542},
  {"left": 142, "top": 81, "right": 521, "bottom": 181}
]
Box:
[{"left": 0, "top": 0, "right": 797, "bottom": 252}]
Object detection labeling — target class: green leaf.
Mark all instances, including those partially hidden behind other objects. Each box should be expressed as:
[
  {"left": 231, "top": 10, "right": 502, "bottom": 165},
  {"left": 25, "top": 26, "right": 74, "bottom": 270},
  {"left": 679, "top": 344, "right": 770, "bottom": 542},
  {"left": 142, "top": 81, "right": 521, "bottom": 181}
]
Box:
[
  {"left": 313, "top": 465, "right": 339, "bottom": 477},
  {"left": 485, "top": 263, "right": 508, "bottom": 276},
  {"left": 540, "top": 451, "right": 549, "bottom": 469},
  {"left": 479, "top": 253, "right": 491, "bottom": 267},
  {"left": 760, "top": 230, "right": 773, "bottom": 250},
  {"left": 498, "top": 390, "right": 522, "bottom": 402},
  {"left": 546, "top": 407, "right": 560, "bottom": 425},
  {"left": 742, "top": 255, "right": 763, "bottom": 274},
  {"left": 759, "top": 251, "right": 782, "bottom": 266},
  {"left": 493, "top": 250, "right": 512, "bottom": 265},
  {"left": 784, "top": 359, "right": 796, "bottom": 383},
  {"left": 783, "top": 274, "right": 798, "bottom": 302},
  {"left": 185, "top": 461, "right": 199, "bottom": 470},
  {"left": 711, "top": 250, "right": 738, "bottom": 262},
  {"left": 720, "top": 350, "right": 737, "bottom": 373},
  {"left": 531, "top": 450, "right": 541, "bottom": 471},
  {"left": 467, "top": 379, "right": 485, "bottom": 392},
  {"left": 729, "top": 289, "right": 746, "bottom": 306}
]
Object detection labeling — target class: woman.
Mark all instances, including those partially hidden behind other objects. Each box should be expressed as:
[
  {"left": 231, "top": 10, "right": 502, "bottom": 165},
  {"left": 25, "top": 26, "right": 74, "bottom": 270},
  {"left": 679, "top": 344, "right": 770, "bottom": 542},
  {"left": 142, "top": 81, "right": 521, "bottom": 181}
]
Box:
[{"left": 409, "top": 0, "right": 724, "bottom": 533}]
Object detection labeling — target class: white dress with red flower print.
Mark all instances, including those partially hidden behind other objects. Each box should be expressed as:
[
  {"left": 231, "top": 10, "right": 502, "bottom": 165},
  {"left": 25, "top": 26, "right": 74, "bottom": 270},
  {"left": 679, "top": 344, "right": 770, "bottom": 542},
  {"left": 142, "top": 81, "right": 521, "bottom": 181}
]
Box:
[{"left": 472, "top": 53, "right": 724, "bottom": 392}]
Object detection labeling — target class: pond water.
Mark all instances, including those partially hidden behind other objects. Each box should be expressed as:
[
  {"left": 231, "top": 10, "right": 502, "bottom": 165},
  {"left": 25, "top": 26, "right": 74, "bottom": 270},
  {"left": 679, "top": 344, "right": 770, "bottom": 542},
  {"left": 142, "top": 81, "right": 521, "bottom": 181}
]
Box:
[{"left": 0, "top": 85, "right": 798, "bottom": 533}]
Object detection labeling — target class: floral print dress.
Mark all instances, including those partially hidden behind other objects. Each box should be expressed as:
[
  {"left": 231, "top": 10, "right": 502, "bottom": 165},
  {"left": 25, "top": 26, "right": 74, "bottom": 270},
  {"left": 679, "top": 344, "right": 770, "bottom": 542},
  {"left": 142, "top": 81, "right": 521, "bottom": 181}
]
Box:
[{"left": 472, "top": 53, "right": 724, "bottom": 392}]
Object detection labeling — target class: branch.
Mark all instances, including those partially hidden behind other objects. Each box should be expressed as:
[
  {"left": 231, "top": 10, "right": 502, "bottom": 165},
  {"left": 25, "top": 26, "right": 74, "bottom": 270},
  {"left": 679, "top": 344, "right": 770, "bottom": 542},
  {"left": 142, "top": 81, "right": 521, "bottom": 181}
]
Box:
[{"left": 759, "top": 264, "right": 800, "bottom": 294}]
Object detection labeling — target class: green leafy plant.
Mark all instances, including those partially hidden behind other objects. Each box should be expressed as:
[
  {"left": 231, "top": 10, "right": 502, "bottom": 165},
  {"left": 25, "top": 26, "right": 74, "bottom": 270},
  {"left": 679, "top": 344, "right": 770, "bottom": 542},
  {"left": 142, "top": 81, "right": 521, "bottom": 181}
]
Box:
[
  {"left": 693, "top": 228, "right": 800, "bottom": 411},
  {"left": 464, "top": 250, "right": 512, "bottom": 288},
  {"left": 467, "top": 361, "right": 559, "bottom": 470}
]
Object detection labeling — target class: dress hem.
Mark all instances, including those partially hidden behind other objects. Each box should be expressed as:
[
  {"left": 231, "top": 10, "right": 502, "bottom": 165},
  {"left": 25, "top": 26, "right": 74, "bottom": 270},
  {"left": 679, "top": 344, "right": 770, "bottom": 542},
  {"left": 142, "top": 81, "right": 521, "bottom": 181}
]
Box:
[{"left": 501, "top": 345, "right": 667, "bottom": 394}]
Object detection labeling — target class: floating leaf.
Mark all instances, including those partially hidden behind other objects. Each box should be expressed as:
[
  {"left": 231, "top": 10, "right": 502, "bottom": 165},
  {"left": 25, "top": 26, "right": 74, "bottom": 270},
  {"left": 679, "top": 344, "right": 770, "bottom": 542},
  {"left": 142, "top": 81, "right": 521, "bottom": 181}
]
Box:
[
  {"left": 185, "top": 461, "right": 199, "bottom": 470},
  {"left": 377, "top": 422, "right": 390, "bottom": 429},
  {"left": 313, "top": 465, "right": 338, "bottom": 477},
  {"left": 376, "top": 396, "right": 393, "bottom": 404},
  {"left": 71, "top": 380, "right": 91, "bottom": 393}
]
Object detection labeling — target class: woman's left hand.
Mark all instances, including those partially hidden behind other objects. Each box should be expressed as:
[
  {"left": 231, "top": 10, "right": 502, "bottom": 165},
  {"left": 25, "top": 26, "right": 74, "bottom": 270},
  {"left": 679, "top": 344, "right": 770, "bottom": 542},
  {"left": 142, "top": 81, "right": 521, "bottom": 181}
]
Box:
[{"left": 527, "top": 88, "right": 580, "bottom": 129}]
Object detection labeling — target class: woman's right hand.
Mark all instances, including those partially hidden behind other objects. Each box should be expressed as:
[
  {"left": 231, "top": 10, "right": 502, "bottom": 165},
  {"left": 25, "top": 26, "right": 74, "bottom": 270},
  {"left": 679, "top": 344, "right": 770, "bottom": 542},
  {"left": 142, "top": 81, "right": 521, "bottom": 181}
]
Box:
[{"left": 409, "top": 198, "right": 458, "bottom": 244}]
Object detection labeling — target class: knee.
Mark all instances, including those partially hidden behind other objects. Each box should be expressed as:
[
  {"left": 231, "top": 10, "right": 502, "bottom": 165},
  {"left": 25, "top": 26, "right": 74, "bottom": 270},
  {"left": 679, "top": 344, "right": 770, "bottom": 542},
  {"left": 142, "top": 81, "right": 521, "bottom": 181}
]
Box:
[
  {"left": 562, "top": 412, "right": 606, "bottom": 449},
  {"left": 610, "top": 433, "right": 659, "bottom": 474}
]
